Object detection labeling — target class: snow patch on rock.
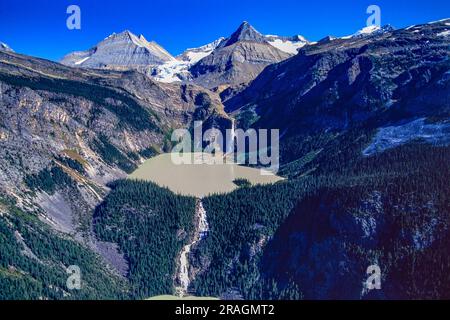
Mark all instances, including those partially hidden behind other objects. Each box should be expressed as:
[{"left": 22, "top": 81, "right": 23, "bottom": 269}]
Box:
[
  {"left": 266, "top": 35, "right": 308, "bottom": 54},
  {"left": 437, "top": 30, "right": 450, "bottom": 37},
  {"left": 363, "top": 118, "right": 450, "bottom": 156},
  {"left": 0, "top": 42, "right": 13, "bottom": 52}
]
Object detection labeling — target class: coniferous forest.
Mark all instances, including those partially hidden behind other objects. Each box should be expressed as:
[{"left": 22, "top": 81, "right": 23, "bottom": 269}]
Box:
[
  {"left": 93, "top": 180, "right": 196, "bottom": 298},
  {"left": 0, "top": 196, "right": 127, "bottom": 300}
]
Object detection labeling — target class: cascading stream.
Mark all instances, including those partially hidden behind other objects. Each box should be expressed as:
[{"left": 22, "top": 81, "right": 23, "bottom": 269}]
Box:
[
  {"left": 175, "top": 199, "right": 209, "bottom": 297},
  {"left": 226, "top": 119, "right": 236, "bottom": 155}
]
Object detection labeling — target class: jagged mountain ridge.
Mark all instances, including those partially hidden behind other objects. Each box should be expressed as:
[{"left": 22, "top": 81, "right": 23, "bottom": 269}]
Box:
[
  {"left": 151, "top": 23, "right": 309, "bottom": 85},
  {"left": 220, "top": 21, "right": 268, "bottom": 46},
  {"left": 226, "top": 19, "right": 450, "bottom": 140},
  {"left": 60, "top": 22, "right": 309, "bottom": 88}
]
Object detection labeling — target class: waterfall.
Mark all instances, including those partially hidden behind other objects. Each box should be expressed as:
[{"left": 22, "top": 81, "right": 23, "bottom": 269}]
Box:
[
  {"left": 197, "top": 200, "right": 209, "bottom": 240},
  {"left": 175, "top": 199, "right": 209, "bottom": 297},
  {"left": 226, "top": 119, "right": 236, "bottom": 155}
]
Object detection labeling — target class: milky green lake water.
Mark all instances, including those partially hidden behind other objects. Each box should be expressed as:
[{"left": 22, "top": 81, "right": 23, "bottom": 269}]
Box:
[{"left": 129, "top": 153, "right": 284, "bottom": 198}]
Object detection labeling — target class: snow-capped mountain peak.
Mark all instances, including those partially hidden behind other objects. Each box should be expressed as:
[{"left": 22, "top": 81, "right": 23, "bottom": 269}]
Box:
[
  {"left": 342, "top": 24, "right": 395, "bottom": 39},
  {"left": 61, "top": 30, "right": 174, "bottom": 68},
  {"left": 99, "top": 30, "right": 173, "bottom": 58},
  {"left": 354, "top": 25, "right": 381, "bottom": 36},
  {"left": 222, "top": 21, "right": 267, "bottom": 47}
]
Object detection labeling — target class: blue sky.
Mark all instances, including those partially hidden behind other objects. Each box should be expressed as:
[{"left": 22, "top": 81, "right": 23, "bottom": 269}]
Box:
[{"left": 0, "top": 0, "right": 449, "bottom": 61}]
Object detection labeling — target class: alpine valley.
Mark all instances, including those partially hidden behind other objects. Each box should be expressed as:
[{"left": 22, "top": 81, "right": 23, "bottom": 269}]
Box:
[{"left": 0, "top": 18, "right": 449, "bottom": 300}]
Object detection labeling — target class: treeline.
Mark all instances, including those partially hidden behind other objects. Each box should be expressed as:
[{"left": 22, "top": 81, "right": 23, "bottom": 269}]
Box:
[
  {"left": 0, "top": 71, "right": 159, "bottom": 131},
  {"left": 56, "top": 155, "right": 85, "bottom": 174},
  {"left": 93, "top": 179, "right": 196, "bottom": 298},
  {"left": 90, "top": 135, "right": 137, "bottom": 173},
  {"left": 24, "top": 165, "right": 73, "bottom": 194}
]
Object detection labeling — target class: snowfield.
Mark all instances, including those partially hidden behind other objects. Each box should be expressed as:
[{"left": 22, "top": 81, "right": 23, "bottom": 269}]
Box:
[
  {"left": 153, "top": 38, "right": 225, "bottom": 83},
  {"left": 437, "top": 30, "right": 450, "bottom": 37}
]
